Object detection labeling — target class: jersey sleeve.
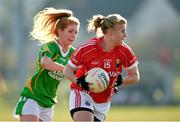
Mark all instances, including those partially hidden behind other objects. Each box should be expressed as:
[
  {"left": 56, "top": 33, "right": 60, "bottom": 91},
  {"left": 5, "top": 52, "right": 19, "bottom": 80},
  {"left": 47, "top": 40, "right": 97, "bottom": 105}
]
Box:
[
  {"left": 39, "top": 42, "right": 57, "bottom": 60},
  {"left": 121, "top": 44, "right": 138, "bottom": 69},
  {"left": 35, "top": 42, "right": 57, "bottom": 72},
  {"left": 68, "top": 45, "right": 84, "bottom": 68}
]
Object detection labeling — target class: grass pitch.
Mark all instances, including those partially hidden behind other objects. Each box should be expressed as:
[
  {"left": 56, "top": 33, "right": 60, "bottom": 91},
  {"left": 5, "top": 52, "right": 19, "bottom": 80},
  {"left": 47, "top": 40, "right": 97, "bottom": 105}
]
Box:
[
  {"left": 53, "top": 104, "right": 180, "bottom": 121},
  {"left": 1, "top": 98, "right": 180, "bottom": 122}
]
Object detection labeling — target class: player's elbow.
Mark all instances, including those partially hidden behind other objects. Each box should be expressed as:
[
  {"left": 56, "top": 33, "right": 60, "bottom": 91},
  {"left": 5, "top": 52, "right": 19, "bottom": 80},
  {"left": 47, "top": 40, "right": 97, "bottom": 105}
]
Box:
[{"left": 40, "top": 56, "right": 50, "bottom": 68}]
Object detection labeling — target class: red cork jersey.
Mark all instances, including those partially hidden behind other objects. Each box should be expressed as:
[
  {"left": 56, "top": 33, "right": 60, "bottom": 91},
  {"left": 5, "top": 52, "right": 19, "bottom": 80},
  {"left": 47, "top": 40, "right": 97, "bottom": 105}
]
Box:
[{"left": 68, "top": 37, "right": 138, "bottom": 103}]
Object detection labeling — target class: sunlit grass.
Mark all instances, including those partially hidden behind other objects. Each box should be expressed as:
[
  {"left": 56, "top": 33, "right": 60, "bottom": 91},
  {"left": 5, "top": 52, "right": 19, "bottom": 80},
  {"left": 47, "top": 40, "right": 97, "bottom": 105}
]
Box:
[
  {"left": 1, "top": 80, "right": 180, "bottom": 122},
  {"left": 1, "top": 98, "right": 180, "bottom": 122},
  {"left": 54, "top": 103, "right": 180, "bottom": 121},
  {"left": 107, "top": 106, "right": 180, "bottom": 121}
]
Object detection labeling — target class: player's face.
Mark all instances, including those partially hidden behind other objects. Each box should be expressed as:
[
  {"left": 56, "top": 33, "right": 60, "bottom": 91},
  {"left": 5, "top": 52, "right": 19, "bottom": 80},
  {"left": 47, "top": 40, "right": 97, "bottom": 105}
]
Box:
[
  {"left": 112, "top": 24, "right": 127, "bottom": 45},
  {"left": 58, "top": 24, "right": 79, "bottom": 46}
]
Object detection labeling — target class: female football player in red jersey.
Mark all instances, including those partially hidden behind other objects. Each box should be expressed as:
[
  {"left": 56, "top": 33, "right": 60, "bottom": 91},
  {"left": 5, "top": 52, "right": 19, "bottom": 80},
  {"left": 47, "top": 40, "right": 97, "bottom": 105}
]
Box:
[
  {"left": 13, "top": 7, "right": 80, "bottom": 122},
  {"left": 63, "top": 14, "right": 140, "bottom": 121}
]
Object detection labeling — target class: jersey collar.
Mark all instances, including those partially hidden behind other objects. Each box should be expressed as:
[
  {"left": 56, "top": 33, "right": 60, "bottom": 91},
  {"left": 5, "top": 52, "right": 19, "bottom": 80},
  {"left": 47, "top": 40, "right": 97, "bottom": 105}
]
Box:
[
  {"left": 95, "top": 37, "right": 118, "bottom": 53},
  {"left": 95, "top": 37, "right": 104, "bottom": 51},
  {"left": 55, "top": 41, "right": 71, "bottom": 57}
]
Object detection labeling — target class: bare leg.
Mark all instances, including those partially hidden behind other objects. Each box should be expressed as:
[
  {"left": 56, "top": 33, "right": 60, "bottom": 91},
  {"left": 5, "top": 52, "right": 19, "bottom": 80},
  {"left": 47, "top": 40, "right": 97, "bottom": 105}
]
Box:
[
  {"left": 20, "top": 115, "right": 43, "bottom": 122},
  {"left": 73, "top": 111, "right": 94, "bottom": 122}
]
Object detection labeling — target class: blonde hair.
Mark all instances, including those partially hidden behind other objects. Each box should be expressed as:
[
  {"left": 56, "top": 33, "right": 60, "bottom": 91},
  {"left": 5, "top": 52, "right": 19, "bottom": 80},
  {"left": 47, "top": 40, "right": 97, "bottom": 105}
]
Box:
[
  {"left": 87, "top": 14, "right": 127, "bottom": 36},
  {"left": 30, "top": 7, "right": 80, "bottom": 44}
]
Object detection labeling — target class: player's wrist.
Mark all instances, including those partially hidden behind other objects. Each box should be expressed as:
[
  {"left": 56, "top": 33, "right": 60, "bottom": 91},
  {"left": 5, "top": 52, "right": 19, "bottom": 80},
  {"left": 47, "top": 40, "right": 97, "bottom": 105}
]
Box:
[
  {"left": 114, "top": 74, "right": 123, "bottom": 94},
  {"left": 115, "top": 74, "right": 123, "bottom": 86},
  {"left": 76, "top": 75, "right": 89, "bottom": 91}
]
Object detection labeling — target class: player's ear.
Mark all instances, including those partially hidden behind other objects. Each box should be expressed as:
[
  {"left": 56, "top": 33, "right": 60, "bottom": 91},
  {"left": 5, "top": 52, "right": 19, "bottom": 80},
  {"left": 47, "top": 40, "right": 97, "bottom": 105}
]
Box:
[
  {"left": 109, "top": 28, "right": 115, "bottom": 35},
  {"left": 108, "top": 29, "right": 114, "bottom": 40},
  {"left": 57, "top": 28, "right": 63, "bottom": 36}
]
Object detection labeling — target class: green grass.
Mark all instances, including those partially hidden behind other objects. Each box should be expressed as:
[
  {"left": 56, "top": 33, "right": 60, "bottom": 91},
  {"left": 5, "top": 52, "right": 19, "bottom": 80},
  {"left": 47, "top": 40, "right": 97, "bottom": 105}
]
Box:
[
  {"left": 53, "top": 103, "right": 180, "bottom": 121},
  {"left": 1, "top": 80, "right": 180, "bottom": 122},
  {"left": 107, "top": 106, "right": 180, "bottom": 121},
  {"left": 1, "top": 101, "right": 180, "bottom": 122}
]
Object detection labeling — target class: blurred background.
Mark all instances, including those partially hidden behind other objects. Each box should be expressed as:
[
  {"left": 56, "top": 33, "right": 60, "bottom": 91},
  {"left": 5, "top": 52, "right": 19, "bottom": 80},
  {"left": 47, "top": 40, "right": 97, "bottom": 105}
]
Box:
[{"left": 0, "top": 0, "right": 180, "bottom": 121}]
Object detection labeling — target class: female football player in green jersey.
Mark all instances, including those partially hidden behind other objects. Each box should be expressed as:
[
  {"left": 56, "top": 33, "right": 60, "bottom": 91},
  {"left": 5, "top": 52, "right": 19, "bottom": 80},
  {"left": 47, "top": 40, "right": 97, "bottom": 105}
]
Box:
[{"left": 13, "top": 7, "right": 80, "bottom": 121}]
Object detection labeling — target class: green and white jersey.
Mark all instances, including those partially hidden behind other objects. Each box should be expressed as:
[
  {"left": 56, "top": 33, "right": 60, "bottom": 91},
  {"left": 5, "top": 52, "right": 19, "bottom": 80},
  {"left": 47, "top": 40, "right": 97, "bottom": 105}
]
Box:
[{"left": 21, "top": 41, "right": 75, "bottom": 107}]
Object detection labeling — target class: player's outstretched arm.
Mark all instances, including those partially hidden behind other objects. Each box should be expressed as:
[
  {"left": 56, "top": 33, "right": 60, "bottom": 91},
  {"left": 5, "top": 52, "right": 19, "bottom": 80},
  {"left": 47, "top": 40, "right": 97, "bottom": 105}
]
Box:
[{"left": 122, "top": 65, "right": 140, "bottom": 85}]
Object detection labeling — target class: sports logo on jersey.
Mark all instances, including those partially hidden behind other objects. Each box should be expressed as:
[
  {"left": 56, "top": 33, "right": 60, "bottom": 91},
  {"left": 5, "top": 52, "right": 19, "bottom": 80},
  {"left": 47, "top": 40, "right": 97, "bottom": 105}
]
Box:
[
  {"left": 85, "top": 100, "right": 91, "bottom": 106},
  {"left": 59, "top": 58, "right": 66, "bottom": 63},
  {"left": 91, "top": 61, "right": 99, "bottom": 65},
  {"left": 104, "top": 59, "right": 121, "bottom": 77},
  {"left": 48, "top": 71, "right": 64, "bottom": 81}
]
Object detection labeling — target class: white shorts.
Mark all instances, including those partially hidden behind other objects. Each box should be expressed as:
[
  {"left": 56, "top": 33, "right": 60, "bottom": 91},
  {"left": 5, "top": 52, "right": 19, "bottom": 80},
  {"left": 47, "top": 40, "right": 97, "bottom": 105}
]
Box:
[
  {"left": 69, "top": 90, "right": 111, "bottom": 121},
  {"left": 13, "top": 96, "right": 54, "bottom": 121}
]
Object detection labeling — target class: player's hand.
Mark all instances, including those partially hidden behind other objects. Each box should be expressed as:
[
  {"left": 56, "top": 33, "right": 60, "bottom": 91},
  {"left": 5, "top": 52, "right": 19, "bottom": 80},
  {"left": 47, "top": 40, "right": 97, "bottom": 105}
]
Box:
[
  {"left": 76, "top": 75, "right": 89, "bottom": 91},
  {"left": 114, "top": 74, "right": 123, "bottom": 94}
]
